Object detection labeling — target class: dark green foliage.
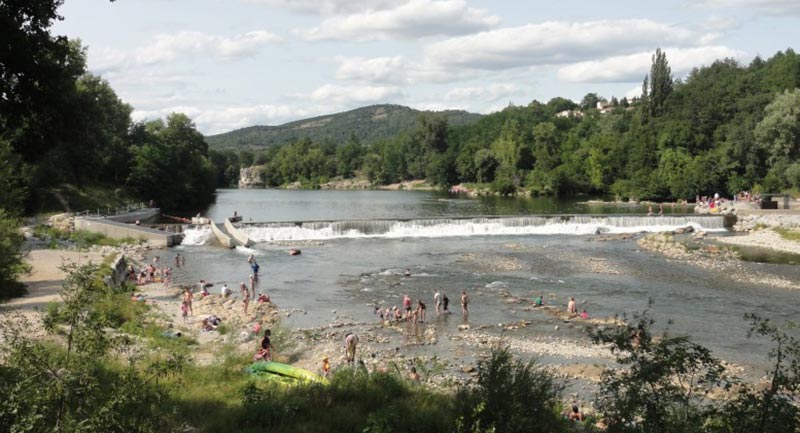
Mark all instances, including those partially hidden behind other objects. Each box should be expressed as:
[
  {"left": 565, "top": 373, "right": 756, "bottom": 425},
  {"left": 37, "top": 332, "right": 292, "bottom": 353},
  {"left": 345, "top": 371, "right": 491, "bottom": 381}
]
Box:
[
  {"left": 126, "top": 114, "right": 217, "bottom": 210},
  {"left": 205, "top": 104, "right": 481, "bottom": 150},
  {"left": 713, "top": 315, "right": 800, "bottom": 433},
  {"left": 591, "top": 310, "right": 729, "bottom": 433},
  {"left": 0, "top": 209, "right": 28, "bottom": 300},
  {"left": 646, "top": 48, "right": 673, "bottom": 118},
  {"left": 1, "top": 0, "right": 220, "bottom": 213},
  {"left": 0, "top": 263, "right": 182, "bottom": 432},
  {"left": 210, "top": 368, "right": 454, "bottom": 433},
  {"left": 251, "top": 48, "right": 800, "bottom": 198},
  {"left": 454, "top": 347, "right": 565, "bottom": 433}
]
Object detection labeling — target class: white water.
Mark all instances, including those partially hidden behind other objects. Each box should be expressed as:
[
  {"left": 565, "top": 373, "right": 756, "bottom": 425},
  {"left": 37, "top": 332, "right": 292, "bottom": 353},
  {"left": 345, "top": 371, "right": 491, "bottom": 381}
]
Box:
[
  {"left": 180, "top": 225, "right": 212, "bottom": 245},
  {"left": 180, "top": 215, "right": 727, "bottom": 244}
]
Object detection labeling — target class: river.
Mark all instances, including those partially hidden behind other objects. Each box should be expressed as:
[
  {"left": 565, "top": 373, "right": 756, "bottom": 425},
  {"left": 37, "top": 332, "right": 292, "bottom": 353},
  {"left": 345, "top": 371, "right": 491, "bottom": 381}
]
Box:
[{"left": 165, "top": 189, "right": 800, "bottom": 378}]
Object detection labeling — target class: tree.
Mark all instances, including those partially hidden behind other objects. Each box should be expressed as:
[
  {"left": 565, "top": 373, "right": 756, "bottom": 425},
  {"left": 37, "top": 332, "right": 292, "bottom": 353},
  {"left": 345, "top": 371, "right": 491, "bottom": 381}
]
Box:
[
  {"left": 592, "top": 309, "right": 729, "bottom": 433},
  {"left": 0, "top": 138, "right": 27, "bottom": 213},
  {"left": 1, "top": 263, "right": 182, "bottom": 432},
  {"left": 754, "top": 89, "right": 800, "bottom": 167},
  {"left": 0, "top": 209, "right": 27, "bottom": 299},
  {"left": 716, "top": 315, "right": 800, "bottom": 433},
  {"left": 126, "top": 114, "right": 216, "bottom": 210},
  {"left": 454, "top": 347, "right": 564, "bottom": 433},
  {"left": 646, "top": 48, "right": 673, "bottom": 118},
  {"left": 581, "top": 92, "right": 601, "bottom": 110}
]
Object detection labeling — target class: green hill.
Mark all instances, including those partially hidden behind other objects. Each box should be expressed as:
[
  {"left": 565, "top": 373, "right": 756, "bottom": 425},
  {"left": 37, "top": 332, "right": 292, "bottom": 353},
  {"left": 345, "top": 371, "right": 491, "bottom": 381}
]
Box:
[{"left": 204, "top": 104, "right": 482, "bottom": 149}]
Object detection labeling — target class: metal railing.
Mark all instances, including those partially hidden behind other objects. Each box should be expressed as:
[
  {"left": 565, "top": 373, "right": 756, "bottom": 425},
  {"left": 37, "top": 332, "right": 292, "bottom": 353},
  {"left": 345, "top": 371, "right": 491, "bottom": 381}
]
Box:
[{"left": 76, "top": 202, "right": 148, "bottom": 218}]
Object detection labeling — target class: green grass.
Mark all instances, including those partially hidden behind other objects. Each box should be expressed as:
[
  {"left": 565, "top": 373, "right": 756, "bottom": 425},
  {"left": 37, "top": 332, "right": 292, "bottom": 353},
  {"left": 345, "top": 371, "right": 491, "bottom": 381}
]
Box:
[
  {"left": 165, "top": 365, "right": 455, "bottom": 433},
  {"left": 33, "top": 225, "right": 141, "bottom": 248},
  {"left": 774, "top": 227, "right": 800, "bottom": 241}
]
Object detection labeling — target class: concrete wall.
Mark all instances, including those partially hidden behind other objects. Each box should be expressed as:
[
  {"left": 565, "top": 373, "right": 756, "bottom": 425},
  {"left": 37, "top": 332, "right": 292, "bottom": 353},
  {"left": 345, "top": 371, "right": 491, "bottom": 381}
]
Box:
[
  {"left": 75, "top": 217, "right": 181, "bottom": 247},
  {"left": 210, "top": 221, "right": 235, "bottom": 248},
  {"left": 224, "top": 218, "right": 252, "bottom": 247},
  {"left": 106, "top": 207, "right": 160, "bottom": 224}
]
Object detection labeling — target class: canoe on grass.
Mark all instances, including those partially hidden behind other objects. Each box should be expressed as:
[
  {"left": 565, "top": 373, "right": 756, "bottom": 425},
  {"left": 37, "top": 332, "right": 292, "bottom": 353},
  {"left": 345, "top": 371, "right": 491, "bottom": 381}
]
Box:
[{"left": 247, "top": 361, "right": 328, "bottom": 384}]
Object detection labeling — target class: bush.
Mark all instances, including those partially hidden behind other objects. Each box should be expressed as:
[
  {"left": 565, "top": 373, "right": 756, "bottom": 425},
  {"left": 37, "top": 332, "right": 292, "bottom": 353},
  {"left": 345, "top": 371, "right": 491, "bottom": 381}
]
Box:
[
  {"left": 454, "top": 347, "right": 565, "bottom": 433},
  {"left": 0, "top": 209, "right": 28, "bottom": 300}
]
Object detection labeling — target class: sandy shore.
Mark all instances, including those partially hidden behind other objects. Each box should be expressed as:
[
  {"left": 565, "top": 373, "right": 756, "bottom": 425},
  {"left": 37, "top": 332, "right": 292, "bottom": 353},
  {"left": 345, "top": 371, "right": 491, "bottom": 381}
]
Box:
[
  {"left": 716, "top": 229, "right": 800, "bottom": 255},
  {"left": 1, "top": 249, "right": 104, "bottom": 339}
]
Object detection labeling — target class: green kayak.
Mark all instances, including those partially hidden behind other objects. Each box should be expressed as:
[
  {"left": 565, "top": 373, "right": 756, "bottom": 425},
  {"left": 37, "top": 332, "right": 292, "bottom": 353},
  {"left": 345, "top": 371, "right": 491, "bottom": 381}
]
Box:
[{"left": 247, "top": 361, "right": 328, "bottom": 384}]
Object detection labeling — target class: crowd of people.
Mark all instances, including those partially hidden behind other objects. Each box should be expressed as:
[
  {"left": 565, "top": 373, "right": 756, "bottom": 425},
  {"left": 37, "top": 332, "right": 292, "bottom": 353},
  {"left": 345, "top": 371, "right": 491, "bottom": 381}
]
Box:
[
  {"left": 131, "top": 250, "right": 596, "bottom": 400},
  {"left": 127, "top": 255, "right": 173, "bottom": 287}
]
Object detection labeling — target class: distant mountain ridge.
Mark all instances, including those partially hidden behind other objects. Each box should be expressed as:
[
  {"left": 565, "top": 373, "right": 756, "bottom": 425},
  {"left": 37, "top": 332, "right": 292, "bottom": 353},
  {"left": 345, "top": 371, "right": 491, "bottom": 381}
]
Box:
[{"left": 204, "top": 104, "right": 482, "bottom": 149}]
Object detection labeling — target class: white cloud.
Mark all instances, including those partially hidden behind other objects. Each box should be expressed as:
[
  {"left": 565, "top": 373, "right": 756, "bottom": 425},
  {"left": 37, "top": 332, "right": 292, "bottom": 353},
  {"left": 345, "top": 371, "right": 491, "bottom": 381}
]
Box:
[
  {"left": 133, "top": 104, "right": 321, "bottom": 135},
  {"left": 244, "top": 0, "right": 400, "bottom": 15},
  {"left": 425, "top": 19, "right": 711, "bottom": 70},
  {"left": 625, "top": 85, "right": 643, "bottom": 101},
  {"left": 700, "top": 0, "right": 800, "bottom": 14},
  {"left": 135, "top": 30, "right": 281, "bottom": 64},
  {"left": 335, "top": 56, "right": 410, "bottom": 84},
  {"left": 557, "top": 46, "right": 745, "bottom": 83},
  {"left": 444, "top": 83, "right": 520, "bottom": 102},
  {"left": 310, "top": 84, "right": 403, "bottom": 105},
  {"left": 298, "top": 0, "right": 500, "bottom": 41},
  {"left": 87, "top": 47, "right": 129, "bottom": 73},
  {"left": 704, "top": 15, "right": 740, "bottom": 31}
]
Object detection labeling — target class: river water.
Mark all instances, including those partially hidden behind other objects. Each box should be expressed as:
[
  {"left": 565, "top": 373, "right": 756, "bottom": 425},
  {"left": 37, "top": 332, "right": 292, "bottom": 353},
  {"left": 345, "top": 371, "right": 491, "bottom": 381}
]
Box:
[{"left": 167, "top": 189, "right": 800, "bottom": 376}]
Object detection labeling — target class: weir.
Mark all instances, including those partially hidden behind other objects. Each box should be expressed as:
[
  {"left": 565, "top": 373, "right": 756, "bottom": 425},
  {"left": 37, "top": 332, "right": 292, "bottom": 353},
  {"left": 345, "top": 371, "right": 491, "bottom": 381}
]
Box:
[
  {"left": 209, "top": 218, "right": 254, "bottom": 248},
  {"left": 225, "top": 214, "right": 730, "bottom": 243}
]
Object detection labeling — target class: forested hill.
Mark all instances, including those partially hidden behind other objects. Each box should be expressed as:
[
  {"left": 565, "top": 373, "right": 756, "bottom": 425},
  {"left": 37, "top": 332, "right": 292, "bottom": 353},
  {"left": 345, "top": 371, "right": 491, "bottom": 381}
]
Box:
[
  {"left": 205, "top": 104, "right": 482, "bottom": 149},
  {"left": 252, "top": 48, "right": 800, "bottom": 200}
]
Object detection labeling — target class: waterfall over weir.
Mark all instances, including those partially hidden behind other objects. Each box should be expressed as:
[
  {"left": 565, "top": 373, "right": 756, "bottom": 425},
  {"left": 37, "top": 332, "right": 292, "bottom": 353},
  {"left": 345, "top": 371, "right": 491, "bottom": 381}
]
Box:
[{"left": 234, "top": 215, "right": 730, "bottom": 242}]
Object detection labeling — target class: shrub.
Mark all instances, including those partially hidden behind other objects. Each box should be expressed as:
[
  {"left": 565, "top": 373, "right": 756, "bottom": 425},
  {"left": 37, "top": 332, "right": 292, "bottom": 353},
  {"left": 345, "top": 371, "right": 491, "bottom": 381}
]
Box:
[{"left": 454, "top": 347, "right": 565, "bottom": 433}]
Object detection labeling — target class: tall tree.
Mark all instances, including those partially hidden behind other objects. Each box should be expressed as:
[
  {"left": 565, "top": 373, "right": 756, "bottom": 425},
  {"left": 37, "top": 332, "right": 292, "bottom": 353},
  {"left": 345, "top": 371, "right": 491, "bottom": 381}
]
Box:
[
  {"left": 755, "top": 89, "right": 800, "bottom": 167},
  {"left": 647, "top": 48, "right": 673, "bottom": 118}
]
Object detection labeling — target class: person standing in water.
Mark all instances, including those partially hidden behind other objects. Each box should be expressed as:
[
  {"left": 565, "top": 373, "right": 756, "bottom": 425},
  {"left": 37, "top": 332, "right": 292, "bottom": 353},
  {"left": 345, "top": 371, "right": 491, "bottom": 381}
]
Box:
[
  {"left": 249, "top": 274, "right": 256, "bottom": 299},
  {"left": 567, "top": 297, "right": 577, "bottom": 314},
  {"left": 461, "top": 290, "right": 470, "bottom": 320},
  {"left": 344, "top": 332, "right": 359, "bottom": 364},
  {"left": 433, "top": 290, "right": 442, "bottom": 315},
  {"left": 442, "top": 293, "right": 449, "bottom": 313}
]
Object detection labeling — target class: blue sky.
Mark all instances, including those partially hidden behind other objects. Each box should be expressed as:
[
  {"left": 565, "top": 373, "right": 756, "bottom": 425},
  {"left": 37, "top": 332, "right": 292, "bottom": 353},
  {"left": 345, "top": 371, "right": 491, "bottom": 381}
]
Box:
[{"left": 53, "top": 0, "right": 800, "bottom": 135}]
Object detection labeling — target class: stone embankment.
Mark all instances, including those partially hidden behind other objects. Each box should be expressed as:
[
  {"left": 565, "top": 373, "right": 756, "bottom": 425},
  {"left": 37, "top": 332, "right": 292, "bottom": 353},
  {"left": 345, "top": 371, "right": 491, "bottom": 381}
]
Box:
[{"left": 638, "top": 232, "right": 796, "bottom": 290}]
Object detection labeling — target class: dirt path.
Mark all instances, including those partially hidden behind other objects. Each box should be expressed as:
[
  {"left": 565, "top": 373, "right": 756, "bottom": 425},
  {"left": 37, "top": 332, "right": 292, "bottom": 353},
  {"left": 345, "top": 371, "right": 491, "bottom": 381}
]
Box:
[{"left": 1, "top": 249, "right": 104, "bottom": 333}]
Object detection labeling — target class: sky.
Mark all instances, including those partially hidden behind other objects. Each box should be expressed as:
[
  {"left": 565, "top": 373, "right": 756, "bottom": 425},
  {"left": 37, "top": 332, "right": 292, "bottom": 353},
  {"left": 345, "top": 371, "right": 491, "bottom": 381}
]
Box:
[{"left": 52, "top": 0, "right": 800, "bottom": 135}]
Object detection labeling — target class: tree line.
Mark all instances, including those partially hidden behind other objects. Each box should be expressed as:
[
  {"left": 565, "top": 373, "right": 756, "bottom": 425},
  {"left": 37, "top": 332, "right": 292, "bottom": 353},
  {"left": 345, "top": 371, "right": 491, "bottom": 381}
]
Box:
[
  {"left": 0, "top": 0, "right": 225, "bottom": 295},
  {"left": 240, "top": 48, "right": 800, "bottom": 201}
]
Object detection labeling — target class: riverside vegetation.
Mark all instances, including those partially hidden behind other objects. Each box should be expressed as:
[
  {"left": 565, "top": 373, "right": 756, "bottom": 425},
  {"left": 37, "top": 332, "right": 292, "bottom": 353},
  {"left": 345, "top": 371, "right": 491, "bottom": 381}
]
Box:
[
  {"left": 1, "top": 264, "right": 798, "bottom": 433},
  {"left": 220, "top": 49, "right": 800, "bottom": 202}
]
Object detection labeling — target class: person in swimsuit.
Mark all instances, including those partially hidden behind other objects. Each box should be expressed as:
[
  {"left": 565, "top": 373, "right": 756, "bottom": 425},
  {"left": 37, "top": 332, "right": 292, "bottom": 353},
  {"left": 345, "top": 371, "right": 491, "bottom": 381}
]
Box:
[
  {"left": 255, "top": 329, "right": 271, "bottom": 361},
  {"left": 567, "top": 297, "right": 577, "bottom": 314},
  {"left": 242, "top": 286, "right": 250, "bottom": 315},
  {"left": 442, "top": 293, "right": 449, "bottom": 313},
  {"left": 402, "top": 294, "right": 412, "bottom": 319},
  {"left": 433, "top": 290, "right": 442, "bottom": 315},
  {"left": 417, "top": 300, "right": 427, "bottom": 322},
  {"left": 461, "top": 291, "right": 470, "bottom": 318},
  {"left": 344, "top": 332, "right": 359, "bottom": 364},
  {"left": 182, "top": 287, "right": 194, "bottom": 316}
]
